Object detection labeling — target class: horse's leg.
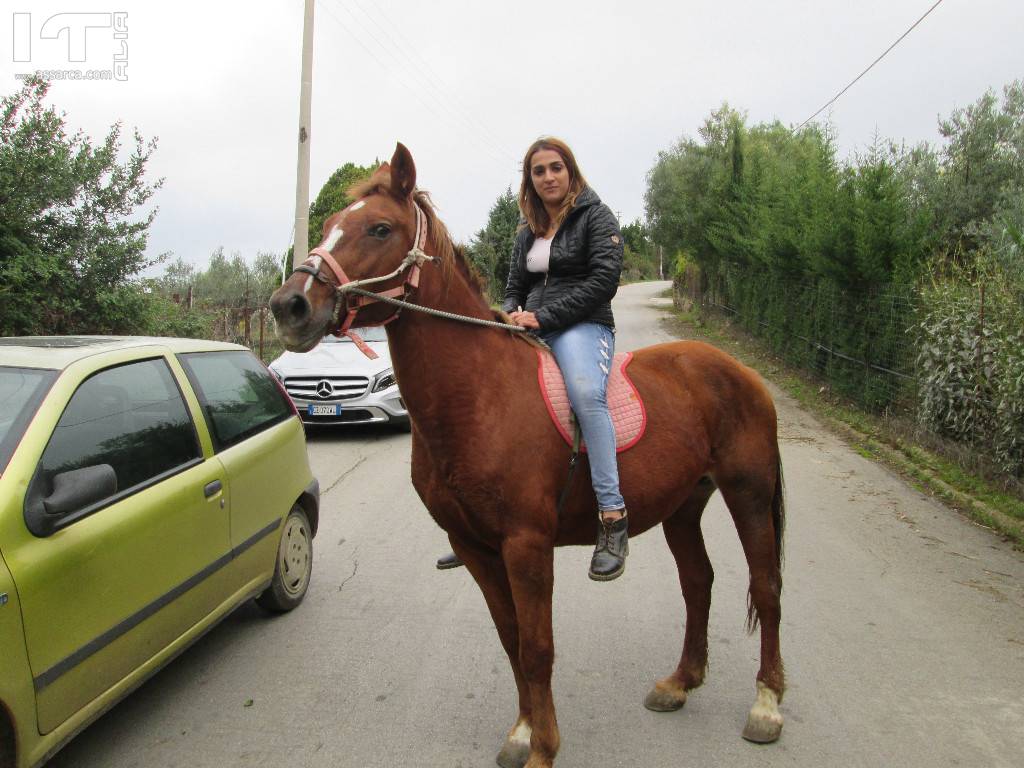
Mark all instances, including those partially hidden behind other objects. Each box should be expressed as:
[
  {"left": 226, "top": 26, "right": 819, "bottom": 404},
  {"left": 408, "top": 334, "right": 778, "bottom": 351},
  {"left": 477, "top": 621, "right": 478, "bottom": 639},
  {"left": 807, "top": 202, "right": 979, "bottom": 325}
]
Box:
[
  {"left": 644, "top": 476, "right": 717, "bottom": 712},
  {"left": 501, "top": 533, "right": 559, "bottom": 768},
  {"left": 449, "top": 537, "right": 532, "bottom": 768},
  {"left": 716, "top": 463, "right": 785, "bottom": 744}
]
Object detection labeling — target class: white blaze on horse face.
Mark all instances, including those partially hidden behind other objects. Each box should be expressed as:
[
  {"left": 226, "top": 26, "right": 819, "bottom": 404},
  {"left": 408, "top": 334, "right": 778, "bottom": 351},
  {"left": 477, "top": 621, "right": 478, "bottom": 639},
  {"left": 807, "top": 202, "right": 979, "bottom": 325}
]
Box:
[
  {"left": 321, "top": 224, "right": 344, "bottom": 253},
  {"left": 316, "top": 200, "right": 363, "bottom": 256}
]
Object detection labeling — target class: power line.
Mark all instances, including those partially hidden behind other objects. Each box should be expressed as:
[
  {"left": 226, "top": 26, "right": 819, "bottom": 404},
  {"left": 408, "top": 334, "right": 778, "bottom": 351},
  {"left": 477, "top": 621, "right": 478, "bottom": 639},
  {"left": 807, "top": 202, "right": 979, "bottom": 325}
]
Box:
[
  {"left": 347, "top": 0, "right": 515, "bottom": 161},
  {"left": 343, "top": 0, "right": 514, "bottom": 162},
  {"left": 795, "top": 0, "right": 945, "bottom": 132},
  {"left": 317, "top": 0, "right": 515, "bottom": 171}
]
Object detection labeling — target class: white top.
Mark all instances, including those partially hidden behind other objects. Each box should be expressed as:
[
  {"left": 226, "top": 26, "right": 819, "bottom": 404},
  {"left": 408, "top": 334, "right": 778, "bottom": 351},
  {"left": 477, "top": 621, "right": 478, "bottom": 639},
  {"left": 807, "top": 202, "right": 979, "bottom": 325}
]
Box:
[{"left": 525, "top": 236, "right": 552, "bottom": 273}]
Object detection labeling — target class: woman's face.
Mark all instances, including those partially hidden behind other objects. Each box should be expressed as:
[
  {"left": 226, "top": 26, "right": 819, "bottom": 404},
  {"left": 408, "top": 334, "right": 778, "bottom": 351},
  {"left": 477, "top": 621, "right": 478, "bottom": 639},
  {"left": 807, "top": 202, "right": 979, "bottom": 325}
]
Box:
[{"left": 530, "top": 148, "right": 570, "bottom": 209}]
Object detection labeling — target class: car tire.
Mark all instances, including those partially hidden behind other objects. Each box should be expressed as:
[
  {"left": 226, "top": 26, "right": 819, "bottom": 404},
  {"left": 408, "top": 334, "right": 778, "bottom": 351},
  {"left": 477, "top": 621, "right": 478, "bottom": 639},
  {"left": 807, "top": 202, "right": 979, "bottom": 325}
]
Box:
[
  {"left": 0, "top": 708, "right": 14, "bottom": 768},
  {"left": 257, "top": 505, "right": 313, "bottom": 612}
]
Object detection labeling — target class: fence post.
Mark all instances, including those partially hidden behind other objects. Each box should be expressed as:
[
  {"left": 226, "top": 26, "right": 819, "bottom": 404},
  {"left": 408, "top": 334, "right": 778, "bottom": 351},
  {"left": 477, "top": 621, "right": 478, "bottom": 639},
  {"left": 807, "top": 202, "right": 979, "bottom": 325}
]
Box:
[{"left": 243, "top": 288, "right": 251, "bottom": 346}]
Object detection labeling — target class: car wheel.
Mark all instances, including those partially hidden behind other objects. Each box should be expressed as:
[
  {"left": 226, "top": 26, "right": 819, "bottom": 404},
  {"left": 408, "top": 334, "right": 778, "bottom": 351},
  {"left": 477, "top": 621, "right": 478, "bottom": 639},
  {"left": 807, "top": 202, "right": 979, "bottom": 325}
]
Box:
[
  {"left": 0, "top": 709, "right": 14, "bottom": 768},
  {"left": 257, "top": 505, "right": 313, "bottom": 612}
]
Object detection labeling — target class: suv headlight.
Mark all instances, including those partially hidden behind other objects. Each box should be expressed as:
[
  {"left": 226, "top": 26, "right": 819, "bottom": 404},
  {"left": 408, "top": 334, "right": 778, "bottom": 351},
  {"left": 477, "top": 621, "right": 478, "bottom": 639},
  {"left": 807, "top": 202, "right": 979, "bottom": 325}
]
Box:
[{"left": 372, "top": 368, "right": 397, "bottom": 392}]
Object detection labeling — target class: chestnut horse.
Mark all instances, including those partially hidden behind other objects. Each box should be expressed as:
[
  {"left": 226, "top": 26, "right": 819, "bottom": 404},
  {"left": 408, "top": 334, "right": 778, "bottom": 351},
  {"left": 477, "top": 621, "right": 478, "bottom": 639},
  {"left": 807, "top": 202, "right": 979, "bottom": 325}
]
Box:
[{"left": 270, "top": 144, "right": 786, "bottom": 768}]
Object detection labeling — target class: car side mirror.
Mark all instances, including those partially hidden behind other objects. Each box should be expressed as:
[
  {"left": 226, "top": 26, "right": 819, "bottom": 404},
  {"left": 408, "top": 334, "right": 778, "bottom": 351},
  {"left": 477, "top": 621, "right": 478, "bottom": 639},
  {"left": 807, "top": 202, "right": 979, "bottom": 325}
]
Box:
[
  {"left": 25, "top": 464, "right": 118, "bottom": 536},
  {"left": 43, "top": 464, "right": 118, "bottom": 517}
]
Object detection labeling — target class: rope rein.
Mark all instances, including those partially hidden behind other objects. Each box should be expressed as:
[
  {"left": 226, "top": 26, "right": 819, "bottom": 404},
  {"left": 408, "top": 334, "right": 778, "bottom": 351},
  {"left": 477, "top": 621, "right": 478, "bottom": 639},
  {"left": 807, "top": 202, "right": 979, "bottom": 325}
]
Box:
[{"left": 342, "top": 285, "right": 528, "bottom": 332}]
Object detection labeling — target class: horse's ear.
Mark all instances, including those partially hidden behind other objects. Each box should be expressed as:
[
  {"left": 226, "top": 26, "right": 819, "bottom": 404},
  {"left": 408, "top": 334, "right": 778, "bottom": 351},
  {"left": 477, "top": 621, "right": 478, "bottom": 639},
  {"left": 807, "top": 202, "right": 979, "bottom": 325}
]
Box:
[{"left": 389, "top": 142, "right": 416, "bottom": 199}]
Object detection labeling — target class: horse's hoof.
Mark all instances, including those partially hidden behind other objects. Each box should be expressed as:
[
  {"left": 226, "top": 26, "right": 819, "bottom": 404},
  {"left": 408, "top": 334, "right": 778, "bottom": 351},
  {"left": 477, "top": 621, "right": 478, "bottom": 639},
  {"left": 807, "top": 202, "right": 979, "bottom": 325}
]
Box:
[
  {"left": 742, "top": 717, "right": 783, "bottom": 743},
  {"left": 741, "top": 681, "right": 783, "bottom": 743},
  {"left": 497, "top": 720, "right": 532, "bottom": 768},
  {"left": 643, "top": 680, "right": 688, "bottom": 712},
  {"left": 496, "top": 742, "right": 530, "bottom": 768}
]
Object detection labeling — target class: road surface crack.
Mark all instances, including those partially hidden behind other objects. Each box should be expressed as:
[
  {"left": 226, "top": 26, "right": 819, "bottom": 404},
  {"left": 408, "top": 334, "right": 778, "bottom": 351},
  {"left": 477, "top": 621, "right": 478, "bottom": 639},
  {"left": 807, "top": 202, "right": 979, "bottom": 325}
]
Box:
[
  {"left": 338, "top": 558, "right": 359, "bottom": 592},
  {"left": 323, "top": 455, "right": 368, "bottom": 496}
]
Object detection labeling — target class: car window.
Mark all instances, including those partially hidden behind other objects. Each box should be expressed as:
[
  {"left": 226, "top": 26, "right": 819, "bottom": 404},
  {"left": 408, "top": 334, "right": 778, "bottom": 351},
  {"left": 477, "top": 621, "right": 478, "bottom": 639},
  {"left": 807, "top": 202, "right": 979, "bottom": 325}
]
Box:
[
  {"left": 35, "top": 358, "right": 201, "bottom": 505},
  {"left": 0, "top": 366, "right": 58, "bottom": 476},
  {"left": 178, "top": 351, "right": 291, "bottom": 450}
]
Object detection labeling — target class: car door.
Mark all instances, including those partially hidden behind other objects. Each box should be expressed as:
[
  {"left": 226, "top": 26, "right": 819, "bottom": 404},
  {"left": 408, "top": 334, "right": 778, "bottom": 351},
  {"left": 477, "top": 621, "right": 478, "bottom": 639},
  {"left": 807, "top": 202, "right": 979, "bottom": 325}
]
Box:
[
  {"left": 177, "top": 350, "right": 306, "bottom": 589},
  {"left": 4, "top": 355, "right": 232, "bottom": 733}
]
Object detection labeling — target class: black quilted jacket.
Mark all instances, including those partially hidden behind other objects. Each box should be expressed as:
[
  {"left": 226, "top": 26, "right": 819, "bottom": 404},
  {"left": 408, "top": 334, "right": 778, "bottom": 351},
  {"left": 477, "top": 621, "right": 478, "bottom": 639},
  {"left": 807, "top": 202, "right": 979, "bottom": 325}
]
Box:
[{"left": 501, "top": 187, "right": 623, "bottom": 331}]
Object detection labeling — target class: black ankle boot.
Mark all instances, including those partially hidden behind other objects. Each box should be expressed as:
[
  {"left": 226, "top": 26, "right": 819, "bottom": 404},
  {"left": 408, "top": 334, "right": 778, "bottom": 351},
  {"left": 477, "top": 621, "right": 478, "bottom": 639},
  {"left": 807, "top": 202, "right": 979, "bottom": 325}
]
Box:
[
  {"left": 436, "top": 551, "right": 464, "bottom": 570},
  {"left": 589, "top": 514, "right": 628, "bottom": 581}
]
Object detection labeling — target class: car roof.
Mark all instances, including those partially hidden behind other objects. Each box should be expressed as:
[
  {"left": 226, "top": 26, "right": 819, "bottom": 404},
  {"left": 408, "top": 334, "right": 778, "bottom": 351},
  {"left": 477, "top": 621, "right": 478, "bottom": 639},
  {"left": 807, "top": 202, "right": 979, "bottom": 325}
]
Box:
[{"left": 0, "top": 336, "right": 249, "bottom": 371}]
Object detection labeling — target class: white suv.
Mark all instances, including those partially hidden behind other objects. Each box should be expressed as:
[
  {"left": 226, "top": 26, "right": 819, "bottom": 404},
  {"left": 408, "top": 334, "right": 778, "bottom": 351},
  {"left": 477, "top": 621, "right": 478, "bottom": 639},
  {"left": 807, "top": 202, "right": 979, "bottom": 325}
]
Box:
[{"left": 268, "top": 327, "right": 408, "bottom": 427}]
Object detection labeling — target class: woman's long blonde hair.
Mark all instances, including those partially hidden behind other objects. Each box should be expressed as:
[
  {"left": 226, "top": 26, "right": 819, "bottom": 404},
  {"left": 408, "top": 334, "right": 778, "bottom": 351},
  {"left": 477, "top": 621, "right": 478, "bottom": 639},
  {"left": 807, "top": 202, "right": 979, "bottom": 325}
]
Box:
[{"left": 518, "top": 137, "right": 588, "bottom": 236}]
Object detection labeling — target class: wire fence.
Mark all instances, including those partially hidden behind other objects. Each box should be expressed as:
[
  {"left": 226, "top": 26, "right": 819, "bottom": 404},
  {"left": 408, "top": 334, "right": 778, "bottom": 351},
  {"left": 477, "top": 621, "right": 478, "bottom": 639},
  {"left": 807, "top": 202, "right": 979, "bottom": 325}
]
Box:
[
  {"left": 167, "top": 297, "right": 284, "bottom": 364},
  {"left": 675, "top": 263, "right": 1024, "bottom": 480}
]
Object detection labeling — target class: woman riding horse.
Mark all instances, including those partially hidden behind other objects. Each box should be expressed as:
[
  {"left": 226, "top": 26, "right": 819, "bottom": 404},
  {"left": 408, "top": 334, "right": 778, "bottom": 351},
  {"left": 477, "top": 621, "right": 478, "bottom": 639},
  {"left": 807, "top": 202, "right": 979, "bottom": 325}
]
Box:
[{"left": 439, "top": 136, "right": 629, "bottom": 580}]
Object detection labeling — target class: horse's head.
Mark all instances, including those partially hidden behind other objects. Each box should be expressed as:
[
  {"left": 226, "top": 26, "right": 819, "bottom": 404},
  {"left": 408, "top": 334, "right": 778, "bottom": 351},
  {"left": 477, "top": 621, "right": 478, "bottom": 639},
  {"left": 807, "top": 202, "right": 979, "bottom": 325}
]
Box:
[{"left": 270, "top": 142, "right": 427, "bottom": 352}]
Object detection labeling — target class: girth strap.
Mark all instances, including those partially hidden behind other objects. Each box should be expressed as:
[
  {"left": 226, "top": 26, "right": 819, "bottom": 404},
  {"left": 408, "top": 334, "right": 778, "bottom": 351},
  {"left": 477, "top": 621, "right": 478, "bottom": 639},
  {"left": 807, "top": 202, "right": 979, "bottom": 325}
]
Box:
[{"left": 555, "top": 417, "right": 582, "bottom": 518}]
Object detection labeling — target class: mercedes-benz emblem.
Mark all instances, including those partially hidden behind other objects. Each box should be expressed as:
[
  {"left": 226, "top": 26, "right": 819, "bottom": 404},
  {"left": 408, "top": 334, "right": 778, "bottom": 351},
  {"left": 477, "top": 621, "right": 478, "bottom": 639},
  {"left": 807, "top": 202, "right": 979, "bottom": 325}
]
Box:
[{"left": 315, "top": 380, "right": 334, "bottom": 398}]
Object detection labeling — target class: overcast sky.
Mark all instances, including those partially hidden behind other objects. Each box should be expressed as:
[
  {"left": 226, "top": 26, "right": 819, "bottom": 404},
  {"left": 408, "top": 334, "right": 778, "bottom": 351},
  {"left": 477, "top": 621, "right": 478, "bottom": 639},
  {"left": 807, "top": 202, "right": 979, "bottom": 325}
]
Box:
[{"left": 1, "top": 0, "right": 1021, "bottom": 274}]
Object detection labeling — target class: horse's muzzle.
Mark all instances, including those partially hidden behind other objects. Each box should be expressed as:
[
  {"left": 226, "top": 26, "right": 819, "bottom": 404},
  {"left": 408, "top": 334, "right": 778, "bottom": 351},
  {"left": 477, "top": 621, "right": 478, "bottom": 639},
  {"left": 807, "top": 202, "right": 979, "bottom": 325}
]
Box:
[
  {"left": 270, "top": 288, "right": 331, "bottom": 352},
  {"left": 271, "top": 291, "right": 312, "bottom": 326}
]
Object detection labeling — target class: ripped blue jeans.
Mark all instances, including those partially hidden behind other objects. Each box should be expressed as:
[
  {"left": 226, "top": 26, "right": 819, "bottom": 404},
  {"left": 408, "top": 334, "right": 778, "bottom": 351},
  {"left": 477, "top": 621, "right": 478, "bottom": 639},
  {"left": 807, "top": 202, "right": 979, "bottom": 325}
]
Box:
[{"left": 542, "top": 322, "right": 625, "bottom": 513}]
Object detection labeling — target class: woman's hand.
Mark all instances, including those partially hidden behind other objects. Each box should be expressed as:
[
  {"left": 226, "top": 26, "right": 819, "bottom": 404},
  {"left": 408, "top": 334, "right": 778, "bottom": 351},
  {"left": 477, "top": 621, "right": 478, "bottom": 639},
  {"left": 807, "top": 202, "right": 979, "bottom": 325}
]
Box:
[{"left": 510, "top": 310, "right": 540, "bottom": 329}]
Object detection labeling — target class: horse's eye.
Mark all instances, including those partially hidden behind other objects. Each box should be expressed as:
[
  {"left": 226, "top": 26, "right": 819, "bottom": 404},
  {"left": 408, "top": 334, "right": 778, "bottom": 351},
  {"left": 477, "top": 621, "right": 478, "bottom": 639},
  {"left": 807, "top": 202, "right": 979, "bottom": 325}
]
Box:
[{"left": 369, "top": 223, "right": 391, "bottom": 240}]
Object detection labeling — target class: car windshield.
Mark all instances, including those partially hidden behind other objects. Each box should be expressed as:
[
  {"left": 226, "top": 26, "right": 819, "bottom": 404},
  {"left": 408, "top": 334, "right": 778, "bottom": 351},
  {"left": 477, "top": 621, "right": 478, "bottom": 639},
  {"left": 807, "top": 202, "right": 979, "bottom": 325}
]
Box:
[
  {"left": 0, "top": 366, "right": 57, "bottom": 476},
  {"left": 321, "top": 327, "right": 388, "bottom": 343}
]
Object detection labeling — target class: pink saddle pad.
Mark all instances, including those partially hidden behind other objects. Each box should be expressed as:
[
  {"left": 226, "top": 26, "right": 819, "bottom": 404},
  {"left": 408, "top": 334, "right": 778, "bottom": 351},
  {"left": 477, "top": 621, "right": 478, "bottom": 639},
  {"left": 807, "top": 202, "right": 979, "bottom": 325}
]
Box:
[{"left": 537, "top": 349, "right": 646, "bottom": 453}]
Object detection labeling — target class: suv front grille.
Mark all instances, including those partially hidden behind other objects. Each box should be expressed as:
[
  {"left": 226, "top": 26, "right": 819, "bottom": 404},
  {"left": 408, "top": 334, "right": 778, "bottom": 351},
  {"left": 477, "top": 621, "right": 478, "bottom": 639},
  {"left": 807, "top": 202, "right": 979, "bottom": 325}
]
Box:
[{"left": 284, "top": 375, "right": 369, "bottom": 401}]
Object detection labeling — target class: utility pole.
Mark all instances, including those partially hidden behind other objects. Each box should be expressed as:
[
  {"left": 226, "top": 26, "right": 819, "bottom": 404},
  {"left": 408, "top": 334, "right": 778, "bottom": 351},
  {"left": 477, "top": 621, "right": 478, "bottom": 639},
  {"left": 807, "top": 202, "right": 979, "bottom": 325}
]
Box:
[{"left": 293, "top": 0, "right": 315, "bottom": 269}]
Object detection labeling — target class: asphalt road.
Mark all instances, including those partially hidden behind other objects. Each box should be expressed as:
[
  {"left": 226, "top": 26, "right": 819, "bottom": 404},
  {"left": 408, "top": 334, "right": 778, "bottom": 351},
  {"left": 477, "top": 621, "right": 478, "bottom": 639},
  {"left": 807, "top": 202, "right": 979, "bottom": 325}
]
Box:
[{"left": 52, "top": 282, "right": 1024, "bottom": 768}]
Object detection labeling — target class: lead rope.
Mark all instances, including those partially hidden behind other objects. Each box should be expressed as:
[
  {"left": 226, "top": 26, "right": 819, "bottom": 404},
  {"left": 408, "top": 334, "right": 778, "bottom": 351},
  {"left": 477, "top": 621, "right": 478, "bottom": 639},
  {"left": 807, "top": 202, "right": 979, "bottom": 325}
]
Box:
[{"left": 341, "top": 285, "right": 529, "bottom": 332}]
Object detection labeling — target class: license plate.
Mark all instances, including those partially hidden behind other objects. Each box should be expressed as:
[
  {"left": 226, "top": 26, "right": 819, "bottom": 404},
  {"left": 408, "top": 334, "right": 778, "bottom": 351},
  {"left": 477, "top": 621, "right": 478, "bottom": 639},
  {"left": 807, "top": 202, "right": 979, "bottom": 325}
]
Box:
[{"left": 307, "top": 404, "right": 341, "bottom": 416}]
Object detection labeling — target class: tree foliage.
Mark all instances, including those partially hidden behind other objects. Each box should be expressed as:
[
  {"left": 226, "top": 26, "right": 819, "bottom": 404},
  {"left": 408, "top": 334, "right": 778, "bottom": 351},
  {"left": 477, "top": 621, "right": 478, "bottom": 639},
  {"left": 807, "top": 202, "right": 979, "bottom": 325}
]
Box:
[
  {"left": 621, "top": 218, "right": 660, "bottom": 281},
  {"left": 150, "top": 248, "right": 285, "bottom": 341},
  {"left": 645, "top": 102, "right": 947, "bottom": 290},
  {"left": 466, "top": 187, "right": 519, "bottom": 302},
  {"left": 191, "top": 247, "right": 280, "bottom": 306},
  {"left": 646, "top": 80, "right": 1024, "bottom": 476},
  {"left": 937, "top": 82, "right": 1024, "bottom": 256},
  {"left": 0, "top": 76, "right": 161, "bottom": 335},
  {"left": 307, "top": 161, "right": 379, "bottom": 248}
]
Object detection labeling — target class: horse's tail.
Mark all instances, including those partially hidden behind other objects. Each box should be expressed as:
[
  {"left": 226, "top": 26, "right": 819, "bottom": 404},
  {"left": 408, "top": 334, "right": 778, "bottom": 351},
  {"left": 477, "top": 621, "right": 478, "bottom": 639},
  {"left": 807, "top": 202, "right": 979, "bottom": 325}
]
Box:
[
  {"left": 772, "top": 455, "right": 786, "bottom": 571},
  {"left": 746, "top": 455, "right": 786, "bottom": 634}
]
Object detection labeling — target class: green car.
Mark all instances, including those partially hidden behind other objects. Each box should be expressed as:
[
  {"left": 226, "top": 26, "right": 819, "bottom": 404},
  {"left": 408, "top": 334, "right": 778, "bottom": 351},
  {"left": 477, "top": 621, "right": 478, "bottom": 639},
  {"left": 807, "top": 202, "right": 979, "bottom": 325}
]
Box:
[{"left": 0, "top": 337, "right": 319, "bottom": 768}]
